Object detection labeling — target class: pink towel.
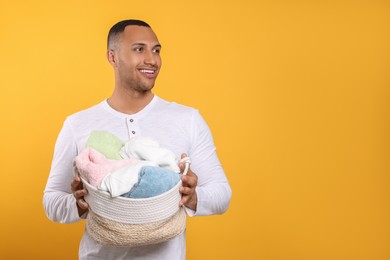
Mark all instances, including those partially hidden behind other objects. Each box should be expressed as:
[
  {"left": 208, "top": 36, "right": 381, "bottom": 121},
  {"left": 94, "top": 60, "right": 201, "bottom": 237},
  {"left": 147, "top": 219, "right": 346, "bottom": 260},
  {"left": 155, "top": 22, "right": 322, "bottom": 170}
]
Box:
[{"left": 75, "top": 148, "right": 137, "bottom": 187}]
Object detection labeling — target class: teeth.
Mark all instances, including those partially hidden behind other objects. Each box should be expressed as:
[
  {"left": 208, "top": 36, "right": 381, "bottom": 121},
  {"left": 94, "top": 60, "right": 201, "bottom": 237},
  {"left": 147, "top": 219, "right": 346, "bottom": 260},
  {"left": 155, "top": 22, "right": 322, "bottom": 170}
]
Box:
[{"left": 140, "top": 69, "right": 154, "bottom": 74}]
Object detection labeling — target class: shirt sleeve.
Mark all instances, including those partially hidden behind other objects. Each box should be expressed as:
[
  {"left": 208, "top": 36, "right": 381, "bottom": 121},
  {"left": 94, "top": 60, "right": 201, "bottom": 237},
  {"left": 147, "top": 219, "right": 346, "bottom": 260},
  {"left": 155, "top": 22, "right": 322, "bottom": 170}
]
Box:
[
  {"left": 186, "top": 110, "right": 232, "bottom": 216},
  {"left": 43, "top": 118, "right": 84, "bottom": 224}
]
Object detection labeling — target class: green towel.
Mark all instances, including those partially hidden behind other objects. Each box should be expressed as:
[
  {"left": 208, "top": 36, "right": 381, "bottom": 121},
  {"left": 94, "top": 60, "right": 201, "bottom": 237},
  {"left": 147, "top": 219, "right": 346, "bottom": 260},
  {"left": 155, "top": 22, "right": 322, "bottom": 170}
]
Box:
[{"left": 86, "top": 131, "right": 124, "bottom": 160}]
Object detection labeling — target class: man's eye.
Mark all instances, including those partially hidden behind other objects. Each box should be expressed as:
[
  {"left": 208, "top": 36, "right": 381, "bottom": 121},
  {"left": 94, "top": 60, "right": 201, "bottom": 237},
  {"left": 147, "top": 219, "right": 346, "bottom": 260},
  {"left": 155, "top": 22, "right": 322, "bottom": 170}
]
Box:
[
  {"left": 153, "top": 49, "right": 161, "bottom": 54},
  {"left": 135, "top": 47, "right": 143, "bottom": 52}
]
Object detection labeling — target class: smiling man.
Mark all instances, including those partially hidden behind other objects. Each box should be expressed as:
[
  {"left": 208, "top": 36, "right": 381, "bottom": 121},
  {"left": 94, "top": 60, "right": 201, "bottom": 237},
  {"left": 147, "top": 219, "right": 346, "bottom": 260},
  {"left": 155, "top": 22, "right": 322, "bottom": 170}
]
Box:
[{"left": 43, "top": 20, "right": 232, "bottom": 260}]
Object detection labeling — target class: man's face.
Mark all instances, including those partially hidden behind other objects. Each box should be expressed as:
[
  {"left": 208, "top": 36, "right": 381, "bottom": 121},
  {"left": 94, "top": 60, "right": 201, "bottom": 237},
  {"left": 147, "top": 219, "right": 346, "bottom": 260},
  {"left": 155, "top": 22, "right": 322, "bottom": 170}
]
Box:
[{"left": 114, "top": 26, "right": 162, "bottom": 92}]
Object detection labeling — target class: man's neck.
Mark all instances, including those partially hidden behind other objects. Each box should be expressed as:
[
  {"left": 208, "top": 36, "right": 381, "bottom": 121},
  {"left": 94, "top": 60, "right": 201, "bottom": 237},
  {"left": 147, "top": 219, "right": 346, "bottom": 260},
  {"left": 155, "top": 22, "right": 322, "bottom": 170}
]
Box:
[{"left": 107, "top": 87, "right": 154, "bottom": 115}]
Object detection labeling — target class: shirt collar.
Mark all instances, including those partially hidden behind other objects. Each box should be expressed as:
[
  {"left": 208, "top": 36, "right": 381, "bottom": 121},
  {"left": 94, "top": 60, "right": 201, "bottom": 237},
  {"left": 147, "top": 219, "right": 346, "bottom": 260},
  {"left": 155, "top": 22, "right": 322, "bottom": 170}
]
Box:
[{"left": 100, "top": 94, "right": 159, "bottom": 120}]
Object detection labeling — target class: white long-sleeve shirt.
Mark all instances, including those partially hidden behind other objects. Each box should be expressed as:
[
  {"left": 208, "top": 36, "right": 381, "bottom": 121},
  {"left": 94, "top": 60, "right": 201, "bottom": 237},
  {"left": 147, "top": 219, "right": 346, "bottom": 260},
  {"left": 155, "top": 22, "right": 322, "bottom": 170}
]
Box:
[{"left": 43, "top": 95, "right": 232, "bottom": 260}]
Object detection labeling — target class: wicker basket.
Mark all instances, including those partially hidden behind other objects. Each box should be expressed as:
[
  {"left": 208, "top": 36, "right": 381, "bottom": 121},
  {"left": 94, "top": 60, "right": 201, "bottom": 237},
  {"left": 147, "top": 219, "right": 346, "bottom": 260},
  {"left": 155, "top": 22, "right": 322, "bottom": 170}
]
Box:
[{"left": 82, "top": 177, "right": 186, "bottom": 247}]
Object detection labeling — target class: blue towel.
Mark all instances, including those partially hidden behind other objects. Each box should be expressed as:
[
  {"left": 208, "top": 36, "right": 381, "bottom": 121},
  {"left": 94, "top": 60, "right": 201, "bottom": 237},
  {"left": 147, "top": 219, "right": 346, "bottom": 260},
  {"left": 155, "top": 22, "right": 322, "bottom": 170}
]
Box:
[{"left": 122, "top": 166, "right": 180, "bottom": 198}]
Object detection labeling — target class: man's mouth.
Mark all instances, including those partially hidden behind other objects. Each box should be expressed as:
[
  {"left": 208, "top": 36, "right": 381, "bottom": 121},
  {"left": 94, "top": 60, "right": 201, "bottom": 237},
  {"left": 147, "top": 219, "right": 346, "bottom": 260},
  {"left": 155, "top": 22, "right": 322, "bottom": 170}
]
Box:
[{"left": 138, "top": 69, "right": 156, "bottom": 78}]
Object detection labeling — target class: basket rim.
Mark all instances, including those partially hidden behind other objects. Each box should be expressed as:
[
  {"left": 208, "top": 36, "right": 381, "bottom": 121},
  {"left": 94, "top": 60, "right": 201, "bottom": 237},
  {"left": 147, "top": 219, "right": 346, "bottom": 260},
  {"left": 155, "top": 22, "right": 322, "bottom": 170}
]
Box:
[{"left": 81, "top": 175, "right": 183, "bottom": 201}]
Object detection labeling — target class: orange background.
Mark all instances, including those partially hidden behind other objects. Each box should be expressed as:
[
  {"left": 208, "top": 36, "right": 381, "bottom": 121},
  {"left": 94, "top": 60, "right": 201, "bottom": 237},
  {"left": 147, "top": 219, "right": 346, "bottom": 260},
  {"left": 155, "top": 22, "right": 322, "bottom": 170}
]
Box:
[{"left": 0, "top": 0, "right": 389, "bottom": 259}]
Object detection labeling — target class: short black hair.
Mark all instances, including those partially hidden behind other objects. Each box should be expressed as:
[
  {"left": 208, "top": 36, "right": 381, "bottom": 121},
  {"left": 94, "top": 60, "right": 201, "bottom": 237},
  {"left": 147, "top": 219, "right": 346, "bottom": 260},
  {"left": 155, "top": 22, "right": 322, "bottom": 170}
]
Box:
[{"left": 107, "top": 19, "right": 151, "bottom": 50}]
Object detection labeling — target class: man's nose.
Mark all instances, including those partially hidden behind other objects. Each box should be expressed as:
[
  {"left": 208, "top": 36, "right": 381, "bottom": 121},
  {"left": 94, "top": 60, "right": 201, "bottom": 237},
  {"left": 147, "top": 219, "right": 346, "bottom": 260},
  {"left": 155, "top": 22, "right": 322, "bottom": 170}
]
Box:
[{"left": 144, "top": 50, "right": 157, "bottom": 66}]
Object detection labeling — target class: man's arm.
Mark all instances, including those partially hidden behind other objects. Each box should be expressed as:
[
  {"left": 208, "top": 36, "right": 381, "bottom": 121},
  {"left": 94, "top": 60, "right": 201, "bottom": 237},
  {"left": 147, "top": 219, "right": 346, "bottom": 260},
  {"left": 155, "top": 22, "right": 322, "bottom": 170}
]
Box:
[
  {"left": 43, "top": 119, "right": 86, "bottom": 223},
  {"left": 184, "top": 110, "right": 232, "bottom": 216}
]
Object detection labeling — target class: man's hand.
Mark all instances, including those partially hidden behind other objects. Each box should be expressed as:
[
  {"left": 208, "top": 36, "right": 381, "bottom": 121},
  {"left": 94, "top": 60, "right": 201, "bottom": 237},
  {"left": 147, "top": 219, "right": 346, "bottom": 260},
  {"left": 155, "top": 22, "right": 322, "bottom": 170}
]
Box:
[
  {"left": 179, "top": 153, "right": 198, "bottom": 211},
  {"left": 71, "top": 173, "right": 89, "bottom": 217}
]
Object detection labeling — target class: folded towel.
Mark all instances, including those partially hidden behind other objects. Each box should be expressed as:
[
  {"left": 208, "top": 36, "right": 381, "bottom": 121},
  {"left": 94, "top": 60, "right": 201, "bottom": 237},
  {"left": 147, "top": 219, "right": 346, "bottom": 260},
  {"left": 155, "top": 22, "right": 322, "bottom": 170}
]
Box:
[
  {"left": 86, "top": 131, "right": 124, "bottom": 160},
  {"left": 120, "top": 137, "right": 180, "bottom": 172},
  {"left": 121, "top": 166, "right": 181, "bottom": 198},
  {"left": 75, "top": 148, "right": 137, "bottom": 187}
]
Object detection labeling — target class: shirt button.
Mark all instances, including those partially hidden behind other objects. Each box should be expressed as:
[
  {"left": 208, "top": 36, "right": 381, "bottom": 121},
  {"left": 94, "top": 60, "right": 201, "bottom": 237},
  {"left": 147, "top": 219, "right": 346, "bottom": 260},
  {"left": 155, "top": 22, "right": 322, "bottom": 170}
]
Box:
[
  {"left": 129, "top": 119, "right": 134, "bottom": 122},
  {"left": 132, "top": 131, "right": 136, "bottom": 134}
]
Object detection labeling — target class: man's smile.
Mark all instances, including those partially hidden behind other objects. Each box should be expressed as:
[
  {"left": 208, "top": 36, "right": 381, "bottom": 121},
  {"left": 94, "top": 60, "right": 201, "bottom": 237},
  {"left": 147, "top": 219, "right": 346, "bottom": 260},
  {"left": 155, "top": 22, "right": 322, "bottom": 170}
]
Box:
[{"left": 138, "top": 68, "right": 157, "bottom": 79}]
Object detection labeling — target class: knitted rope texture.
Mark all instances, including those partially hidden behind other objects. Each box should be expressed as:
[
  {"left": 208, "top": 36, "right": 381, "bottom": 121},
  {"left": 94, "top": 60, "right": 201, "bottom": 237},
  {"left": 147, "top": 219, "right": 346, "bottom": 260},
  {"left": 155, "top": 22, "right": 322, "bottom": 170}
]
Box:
[
  {"left": 81, "top": 158, "right": 192, "bottom": 246},
  {"left": 83, "top": 179, "right": 182, "bottom": 224},
  {"left": 87, "top": 207, "right": 186, "bottom": 247}
]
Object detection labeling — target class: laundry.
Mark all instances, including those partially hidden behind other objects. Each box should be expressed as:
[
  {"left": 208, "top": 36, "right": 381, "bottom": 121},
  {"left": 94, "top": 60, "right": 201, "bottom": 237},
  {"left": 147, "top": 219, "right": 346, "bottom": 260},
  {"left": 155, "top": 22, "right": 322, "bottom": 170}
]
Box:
[
  {"left": 120, "top": 136, "right": 180, "bottom": 173},
  {"left": 86, "top": 131, "right": 124, "bottom": 160},
  {"left": 122, "top": 166, "right": 181, "bottom": 198},
  {"left": 97, "top": 137, "right": 182, "bottom": 197},
  {"left": 74, "top": 147, "right": 137, "bottom": 187},
  {"left": 98, "top": 160, "right": 159, "bottom": 197},
  {"left": 77, "top": 133, "right": 183, "bottom": 198}
]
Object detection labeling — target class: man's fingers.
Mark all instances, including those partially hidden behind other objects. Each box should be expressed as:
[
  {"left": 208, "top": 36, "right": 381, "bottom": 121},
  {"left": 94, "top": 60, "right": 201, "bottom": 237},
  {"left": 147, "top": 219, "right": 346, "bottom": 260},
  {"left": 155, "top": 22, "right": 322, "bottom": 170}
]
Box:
[
  {"left": 181, "top": 175, "right": 191, "bottom": 187},
  {"left": 178, "top": 153, "right": 198, "bottom": 209},
  {"left": 181, "top": 173, "right": 198, "bottom": 187},
  {"left": 70, "top": 171, "right": 90, "bottom": 214},
  {"left": 71, "top": 176, "right": 82, "bottom": 189},
  {"left": 179, "top": 153, "right": 189, "bottom": 172},
  {"left": 70, "top": 180, "right": 79, "bottom": 191},
  {"left": 77, "top": 199, "right": 89, "bottom": 209},
  {"left": 74, "top": 189, "right": 89, "bottom": 209},
  {"left": 179, "top": 197, "right": 188, "bottom": 207},
  {"left": 74, "top": 189, "right": 88, "bottom": 199},
  {"left": 180, "top": 186, "right": 193, "bottom": 195}
]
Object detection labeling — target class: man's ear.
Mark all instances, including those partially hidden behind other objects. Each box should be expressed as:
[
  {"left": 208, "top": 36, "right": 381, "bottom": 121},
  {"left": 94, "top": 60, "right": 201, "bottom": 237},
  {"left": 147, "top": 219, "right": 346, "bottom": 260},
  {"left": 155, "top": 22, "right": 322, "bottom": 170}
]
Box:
[{"left": 107, "top": 49, "right": 118, "bottom": 67}]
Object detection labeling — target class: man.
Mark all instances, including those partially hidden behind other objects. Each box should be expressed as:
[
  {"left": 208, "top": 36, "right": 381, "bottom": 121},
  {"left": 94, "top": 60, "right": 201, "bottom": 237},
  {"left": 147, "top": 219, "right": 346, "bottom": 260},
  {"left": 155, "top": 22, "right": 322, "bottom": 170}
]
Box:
[{"left": 43, "top": 19, "right": 232, "bottom": 260}]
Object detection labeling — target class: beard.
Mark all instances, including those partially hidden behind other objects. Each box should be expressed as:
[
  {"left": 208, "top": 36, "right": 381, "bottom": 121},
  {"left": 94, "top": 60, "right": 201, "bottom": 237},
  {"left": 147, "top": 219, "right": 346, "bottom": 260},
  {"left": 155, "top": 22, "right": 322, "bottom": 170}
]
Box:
[
  {"left": 117, "top": 58, "right": 158, "bottom": 93},
  {"left": 126, "top": 76, "right": 155, "bottom": 92},
  {"left": 117, "top": 68, "right": 157, "bottom": 93}
]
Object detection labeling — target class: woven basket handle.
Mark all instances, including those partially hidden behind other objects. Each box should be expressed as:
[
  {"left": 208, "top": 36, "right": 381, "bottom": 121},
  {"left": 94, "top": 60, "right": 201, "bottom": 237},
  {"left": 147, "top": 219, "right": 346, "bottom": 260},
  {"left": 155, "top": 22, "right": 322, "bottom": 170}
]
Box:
[{"left": 179, "top": 157, "right": 191, "bottom": 175}]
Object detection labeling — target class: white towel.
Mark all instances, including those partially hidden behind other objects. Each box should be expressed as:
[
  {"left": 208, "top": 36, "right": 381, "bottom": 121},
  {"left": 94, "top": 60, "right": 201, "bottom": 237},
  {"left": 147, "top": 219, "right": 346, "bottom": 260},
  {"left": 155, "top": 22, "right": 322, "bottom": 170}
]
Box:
[{"left": 120, "top": 136, "right": 180, "bottom": 172}]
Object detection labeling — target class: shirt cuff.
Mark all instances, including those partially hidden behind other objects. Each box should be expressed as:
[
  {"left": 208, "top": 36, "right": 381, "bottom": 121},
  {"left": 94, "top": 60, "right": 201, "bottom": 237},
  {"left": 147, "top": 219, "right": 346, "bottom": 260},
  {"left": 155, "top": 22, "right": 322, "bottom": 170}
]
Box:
[{"left": 184, "top": 206, "right": 197, "bottom": 217}]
